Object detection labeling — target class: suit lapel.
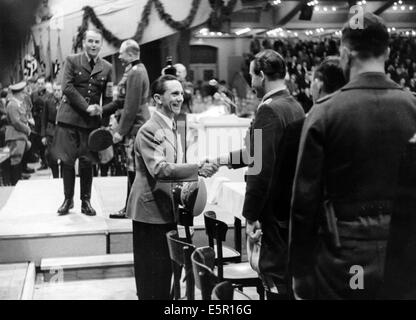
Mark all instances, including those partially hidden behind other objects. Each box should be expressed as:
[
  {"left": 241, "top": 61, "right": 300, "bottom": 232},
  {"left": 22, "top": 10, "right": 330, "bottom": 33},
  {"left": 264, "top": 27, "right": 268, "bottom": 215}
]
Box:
[
  {"left": 81, "top": 53, "right": 91, "bottom": 73},
  {"left": 152, "top": 112, "right": 177, "bottom": 155},
  {"left": 91, "top": 58, "right": 103, "bottom": 76}
]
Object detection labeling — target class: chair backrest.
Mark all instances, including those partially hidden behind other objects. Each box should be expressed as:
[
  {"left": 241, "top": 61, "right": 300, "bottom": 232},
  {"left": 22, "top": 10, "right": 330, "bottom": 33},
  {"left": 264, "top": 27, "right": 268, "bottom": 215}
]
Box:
[
  {"left": 166, "top": 230, "right": 196, "bottom": 300},
  {"left": 212, "top": 281, "right": 252, "bottom": 300},
  {"left": 203, "top": 211, "right": 230, "bottom": 280},
  {"left": 204, "top": 211, "right": 228, "bottom": 244},
  {"left": 191, "top": 247, "right": 218, "bottom": 300}
]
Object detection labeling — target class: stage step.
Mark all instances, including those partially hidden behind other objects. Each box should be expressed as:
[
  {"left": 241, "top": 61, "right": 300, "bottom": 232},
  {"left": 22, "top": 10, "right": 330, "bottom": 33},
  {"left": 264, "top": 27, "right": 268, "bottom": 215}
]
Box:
[
  {"left": 41, "top": 253, "right": 133, "bottom": 271},
  {"left": 0, "top": 262, "right": 36, "bottom": 300},
  {"left": 39, "top": 253, "right": 134, "bottom": 282}
]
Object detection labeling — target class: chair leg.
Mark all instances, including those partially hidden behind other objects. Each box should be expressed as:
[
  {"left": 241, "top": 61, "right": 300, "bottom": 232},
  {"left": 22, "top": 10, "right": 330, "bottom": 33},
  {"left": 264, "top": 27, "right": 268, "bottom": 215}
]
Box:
[
  {"left": 257, "top": 283, "right": 265, "bottom": 300},
  {"left": 171, "top": 262, "right": 181, "bottom": 300}
]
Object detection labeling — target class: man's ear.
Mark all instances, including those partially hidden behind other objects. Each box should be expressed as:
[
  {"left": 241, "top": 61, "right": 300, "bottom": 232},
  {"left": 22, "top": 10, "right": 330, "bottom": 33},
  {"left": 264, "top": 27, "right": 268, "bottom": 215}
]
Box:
[{"left": 153, "top": 94, "right": 162, "bottom": 105}]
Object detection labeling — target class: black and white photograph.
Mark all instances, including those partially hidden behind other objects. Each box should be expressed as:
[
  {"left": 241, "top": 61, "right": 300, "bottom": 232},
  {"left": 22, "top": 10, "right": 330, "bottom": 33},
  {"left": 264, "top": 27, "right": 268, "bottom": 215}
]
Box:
[{"left": 0, "top": 0, "right": 416, "bottom": 306}]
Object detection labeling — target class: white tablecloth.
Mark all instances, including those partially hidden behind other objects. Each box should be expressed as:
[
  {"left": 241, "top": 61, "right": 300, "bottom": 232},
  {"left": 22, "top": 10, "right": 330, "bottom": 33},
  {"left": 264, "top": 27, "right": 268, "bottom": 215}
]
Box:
[{"left": 218, "top": 182, "right": 246, "bottom": 220}]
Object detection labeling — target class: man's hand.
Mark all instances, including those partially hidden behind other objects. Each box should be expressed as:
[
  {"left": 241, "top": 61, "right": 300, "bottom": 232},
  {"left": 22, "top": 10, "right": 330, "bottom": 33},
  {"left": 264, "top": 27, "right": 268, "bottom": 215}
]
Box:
[
  {"left": 41, "top": 137, "right": 47, "bottom": 146},
  {"left": 206, "top": 154, "right": 230, "bottom": 168},
  {"left": 246, "top": 219, "right": 262, "bottom": 243},
  {"left": 113, "top": 132, "right": 123, "bottom": 144},
  {"left": 28, "top": 118, "right": 35, "bottom": 127},
  {"left": 198, "top": 161, "right": 219, "bottom": 178},
  {"left": 87, "top": 104, "right": 102, "bottom": 116}
]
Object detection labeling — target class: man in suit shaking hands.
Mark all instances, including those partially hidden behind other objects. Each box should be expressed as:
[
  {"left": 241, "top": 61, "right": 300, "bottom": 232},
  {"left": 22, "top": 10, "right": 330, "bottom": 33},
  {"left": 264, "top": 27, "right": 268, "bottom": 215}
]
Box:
[{"left": 126, "top": 74, "right": 218, "bottom": 299}]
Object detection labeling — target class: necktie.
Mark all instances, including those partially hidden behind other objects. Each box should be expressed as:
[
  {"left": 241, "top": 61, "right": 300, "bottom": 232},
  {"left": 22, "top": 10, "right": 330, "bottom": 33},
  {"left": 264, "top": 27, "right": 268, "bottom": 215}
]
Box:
[
  {"left": 172, "top": 121, "right": 178, "bottom": 163},
  {"left": 89, "top": 59, "right": 95, "bottom": 72}
]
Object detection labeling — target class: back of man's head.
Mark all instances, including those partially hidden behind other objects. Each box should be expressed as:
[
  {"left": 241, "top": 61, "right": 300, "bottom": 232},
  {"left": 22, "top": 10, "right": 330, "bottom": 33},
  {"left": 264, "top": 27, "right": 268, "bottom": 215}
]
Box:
[
  {"left": 314, "top": 56, "right": 346, "bottom": 94},
  {"left": 121, "top": 39, "right": 140, "bottom": 57},
  {"left": 341, "top": 11, "right": 389, "bottom": 59},
  {"left": 252, "top": 49, "right": 287, "bottom": 81}
]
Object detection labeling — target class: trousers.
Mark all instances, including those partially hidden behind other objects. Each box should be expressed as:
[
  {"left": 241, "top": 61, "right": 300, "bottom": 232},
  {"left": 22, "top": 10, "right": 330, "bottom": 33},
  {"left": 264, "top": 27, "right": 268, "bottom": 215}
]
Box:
[{"left": 132, "top": 220, "right": 176, "bottom": 300}]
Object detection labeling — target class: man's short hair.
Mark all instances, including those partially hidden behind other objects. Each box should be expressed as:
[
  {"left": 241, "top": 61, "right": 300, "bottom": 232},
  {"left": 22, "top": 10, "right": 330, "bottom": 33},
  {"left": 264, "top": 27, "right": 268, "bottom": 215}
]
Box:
[
  {"left": 341, "top": 11, "right": 389, "bottom": 59},
  {"left": 83, "top": 29, "right": 103, "bottom": 40},
  {"left": 121, "top": 39, "right": 140, "bottom": 56},
  {"left": 252, "top": 49, "right": 286, "bottom": 81},
  {"left": 314, "top": 56, "right": 347, "bottom": 94},
  {"left": 151, "top": 74, "right": 179, "bottom": 98}
]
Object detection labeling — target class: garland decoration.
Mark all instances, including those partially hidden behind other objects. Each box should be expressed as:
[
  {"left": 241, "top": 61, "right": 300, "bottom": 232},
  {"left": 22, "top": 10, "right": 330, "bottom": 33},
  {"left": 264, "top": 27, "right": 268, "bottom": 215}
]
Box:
[
  {"left": 208, "top": 0, "right": 237, "bottom": 32},
  {"left": 73, "top": 0, "right": 202, "bottom": 52},
  {"left": 154, "top": 0, "right": 201, "bottom": 30}
]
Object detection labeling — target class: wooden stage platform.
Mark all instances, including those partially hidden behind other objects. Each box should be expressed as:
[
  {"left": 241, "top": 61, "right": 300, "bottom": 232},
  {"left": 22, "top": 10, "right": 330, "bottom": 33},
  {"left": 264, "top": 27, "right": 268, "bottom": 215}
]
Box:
[{"left": 0, "top": 176, "right": 239, "bottom": 266}]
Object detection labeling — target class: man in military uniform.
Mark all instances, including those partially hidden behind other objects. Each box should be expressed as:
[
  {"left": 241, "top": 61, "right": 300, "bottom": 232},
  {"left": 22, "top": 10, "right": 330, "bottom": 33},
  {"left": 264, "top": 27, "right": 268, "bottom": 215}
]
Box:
[
  {"left": 53, "top": 29, "right": 112, "bottom": 216},
  {"left": 5, "top": 81, "right": 32, "bottom": 185},
  {"left": 104, "top": 39, "right": 150, "bottom": 219},
  {"left": 31, "top": 76, "right": 48, "bottom": 169},
  {"left": 41, "top": 82, "right": 62, "bottom": 178},
  {"left": 214, "top": 50, "right": 305, "bottom": 299},
  {"left": 289, "top": 12, "right": 416, "bottom": 299}
]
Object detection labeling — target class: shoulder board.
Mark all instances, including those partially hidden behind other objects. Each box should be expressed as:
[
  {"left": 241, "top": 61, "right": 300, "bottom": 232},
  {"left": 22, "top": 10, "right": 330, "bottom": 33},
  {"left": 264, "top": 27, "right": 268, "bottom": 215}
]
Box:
[
  {"left": 315, "top": 91, "right": 338, "bottom": 104},
  {"left": 262, "top": 98, "right": 273, "bottom": 105},
  {"left": 132, "top": 65, "right": 138, "bottom": 71}
]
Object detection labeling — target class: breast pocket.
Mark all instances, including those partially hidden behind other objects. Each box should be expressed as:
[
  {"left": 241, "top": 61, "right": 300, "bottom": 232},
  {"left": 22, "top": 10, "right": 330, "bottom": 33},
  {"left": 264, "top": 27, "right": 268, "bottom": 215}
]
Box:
[{"left": 74, "top": 69, "right": 86, "bottom": 82}]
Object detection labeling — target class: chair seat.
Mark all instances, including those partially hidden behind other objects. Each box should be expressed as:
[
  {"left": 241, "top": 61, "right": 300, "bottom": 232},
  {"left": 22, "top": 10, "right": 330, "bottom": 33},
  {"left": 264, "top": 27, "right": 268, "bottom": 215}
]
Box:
[
  {"left": 214, "top": 245, "right": 240, "bottom": 260},
  {"left": 233, "top": 289, "right": 252, "bottom": 300},
  {"left": 215, "top": 262, "right": 259, "bottom": 280}
]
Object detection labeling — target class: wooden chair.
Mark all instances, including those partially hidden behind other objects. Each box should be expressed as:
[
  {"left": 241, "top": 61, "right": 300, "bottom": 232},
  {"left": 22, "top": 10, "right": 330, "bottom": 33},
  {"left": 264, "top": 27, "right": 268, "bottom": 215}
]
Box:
[
  {"left": 203, "top": 211, "right": 265, "bottom": 300},
  {"left": 191, "top": 246, "right": 218, "bottom": 300},
  {"left": 204, "top": 210, "right": 241, "bottom": 263},
  {"left": 166, "top": 230, "right": 196, "bottom": 300},
  {"left": 212, "top": 281, "right": 252, "bottom": 300}
]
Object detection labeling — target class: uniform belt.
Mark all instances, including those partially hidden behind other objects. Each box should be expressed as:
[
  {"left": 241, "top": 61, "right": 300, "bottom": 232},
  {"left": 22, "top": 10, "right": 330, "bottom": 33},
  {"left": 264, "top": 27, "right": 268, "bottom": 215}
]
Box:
[{"left": 333, "top": 200, "right": 393, "bottom": 221}]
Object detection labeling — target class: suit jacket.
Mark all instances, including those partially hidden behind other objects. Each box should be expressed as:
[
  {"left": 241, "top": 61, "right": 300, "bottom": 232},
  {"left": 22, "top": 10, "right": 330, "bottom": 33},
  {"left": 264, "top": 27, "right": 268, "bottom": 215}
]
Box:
[
  {"left": 56, "top": 53, "right": 112, "bottom": 129},
  {"left": 229, "top": 89, "right": 305, "bottom": 282},
  {"left": 103, "top": 59, "right": 150, "bottom": 138},
  {"left": 289, "top": 72, "right": 416, "bottom": 299},
  {"left": 30, "top": 89, "right": 47, "bottom": 134},
  {"left": 126, "top": 111, "right": 199, "bottom": 224},
  {"left": 41, "top": 94, "right": 59, "bottom": 137}
]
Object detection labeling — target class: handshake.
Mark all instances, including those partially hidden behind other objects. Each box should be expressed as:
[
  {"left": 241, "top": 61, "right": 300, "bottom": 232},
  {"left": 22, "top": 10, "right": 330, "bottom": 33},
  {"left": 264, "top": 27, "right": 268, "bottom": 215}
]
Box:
[
  {"left": 198, "top": 160, "right": 219, "bottom": 178},
  {"left": 197, "top": 155, "right": 231, "bottom": 178},
  {"left": 87, "top": 104, "right": 103, "bottom": 117}
]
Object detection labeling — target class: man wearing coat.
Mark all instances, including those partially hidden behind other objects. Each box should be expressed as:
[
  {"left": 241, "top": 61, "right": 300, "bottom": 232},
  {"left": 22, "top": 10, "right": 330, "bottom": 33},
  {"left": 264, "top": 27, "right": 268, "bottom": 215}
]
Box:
[
  {"left": 289, "top": 12, "right": 416, "bottom": 299},
  {"left": 126, "top": 74, "right": 218, "bottom": 300},
  {"left": 41, "top": 82, "right": 62, "bottom": 178},
  {"left": 53, "top": 29, "right": 112, "bottom": 216},
  {"left": 5, "top": 82, "right": 32, "bottom": 185},
  {"left": 105, "top": 39, "right": 150, "bottom": 219},
  {"left": 214, "top": 50, "right": 305, "bottom": 298}
]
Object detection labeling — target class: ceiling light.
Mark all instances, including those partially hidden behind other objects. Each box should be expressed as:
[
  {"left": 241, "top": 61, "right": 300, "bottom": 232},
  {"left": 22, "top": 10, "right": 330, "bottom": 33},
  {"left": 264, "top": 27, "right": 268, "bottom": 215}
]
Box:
[{"left": 332, "top": 7, "right": 337, "bottom": 11}]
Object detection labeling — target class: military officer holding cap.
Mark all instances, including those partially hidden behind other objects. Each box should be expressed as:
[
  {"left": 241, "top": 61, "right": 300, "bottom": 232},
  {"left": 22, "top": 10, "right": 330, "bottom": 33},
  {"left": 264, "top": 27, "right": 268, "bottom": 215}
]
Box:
[
  {"left": 102, "top": 39, "right": 150, "bottom": 219},
  {"left": 52, "top": 29, "right": 113, "bottom": 216}
]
